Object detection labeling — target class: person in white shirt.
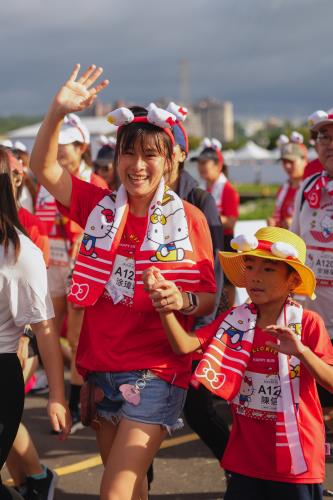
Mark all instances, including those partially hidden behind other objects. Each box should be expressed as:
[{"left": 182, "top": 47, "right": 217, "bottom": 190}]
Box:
[{"left": 0, "top": 146, "right": 71, "bottom": 499}]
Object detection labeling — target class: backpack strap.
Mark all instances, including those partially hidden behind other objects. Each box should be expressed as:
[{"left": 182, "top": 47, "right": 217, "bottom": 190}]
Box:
[{"left": 300, "top": 173, "right": 321, "bottom": 211}]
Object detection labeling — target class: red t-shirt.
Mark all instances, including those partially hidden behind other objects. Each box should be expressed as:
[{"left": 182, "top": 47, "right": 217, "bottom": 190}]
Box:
[
  {"left": 196, "top": 308, "right": 333, "bottom": 483},
  {"left": 208, "top": 181, "right": 239, "bottom": 236},
  {"left": 274, "top": 184, "right": 298, "bottom": 227},
  {"left": 58, "top": 176, "right": 216, "bottom": 388},
  {"left": 18, "top": 207, "right": 50, "bottom": 265},
  {"left": 303, "top": 159, "right": 323, "bottom": 180}
]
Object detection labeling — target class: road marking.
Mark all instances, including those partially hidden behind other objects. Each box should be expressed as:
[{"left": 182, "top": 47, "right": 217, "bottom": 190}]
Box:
[{"left": 5, "top": 432, "right": 200, "bottom": 484}]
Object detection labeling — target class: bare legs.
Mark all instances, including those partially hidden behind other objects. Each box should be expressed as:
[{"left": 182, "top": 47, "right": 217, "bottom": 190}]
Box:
[{"left": 96, "top": 417, "right": 166, "bottom": 500}]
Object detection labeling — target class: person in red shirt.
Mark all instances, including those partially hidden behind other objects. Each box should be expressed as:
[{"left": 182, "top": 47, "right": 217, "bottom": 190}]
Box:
[
  {"left": 196, "top": 140, "right": 239, "bottom": 308},
  {"left": 150, "top": 226, "right": 333, "bottom": 500},
  {"left": 30, "top": 64, "right": 216, "bottom": 499},
  {"left": 268, "top": 143, "right": 308, "bottom": 229},
  {"left": 7, "top": 149, "right": 50, "bottom": 265},
  {"left": 35, "top": 112, "right": 109, "bottom": 433}
]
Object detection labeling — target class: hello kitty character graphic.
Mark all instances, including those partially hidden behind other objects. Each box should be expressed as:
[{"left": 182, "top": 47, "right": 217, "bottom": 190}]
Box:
[
  {"left": 238, "top": 376, "right": 255, "bottom": 407},
  {"left": 320, "top": 215, "right": 333, "bottom": 239},
  {"left": 215, "top": 310, "right": 253, "bottom": 351},
  {"left": 147, "top": 207, "right": 189, "bottom": 262},
  {"left": 80, "top": 199, "right": 115, "bottom": 259}
]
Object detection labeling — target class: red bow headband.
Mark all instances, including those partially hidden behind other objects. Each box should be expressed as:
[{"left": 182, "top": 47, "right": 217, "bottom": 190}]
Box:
[{"left": 107, "top": 105, "right": 176, "bottom": 145}]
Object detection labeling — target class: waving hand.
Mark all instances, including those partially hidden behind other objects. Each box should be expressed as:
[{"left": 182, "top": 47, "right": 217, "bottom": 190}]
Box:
[{"left": 53, "top": 64, "right": 109, "bottom": 117}]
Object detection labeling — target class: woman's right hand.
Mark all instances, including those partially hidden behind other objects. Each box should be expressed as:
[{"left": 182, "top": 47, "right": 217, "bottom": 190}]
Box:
[{"left": 51, "top": 64, "right": 109, "bottom": 118}]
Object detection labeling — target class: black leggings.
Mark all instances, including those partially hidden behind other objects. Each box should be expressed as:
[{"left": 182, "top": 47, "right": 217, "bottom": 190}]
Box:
[
  {"left": 0, "top": 354, "right": 24, "bottom": 497},
  {"left": 183, "top": 375, "right": 230, "bottom": 461}
]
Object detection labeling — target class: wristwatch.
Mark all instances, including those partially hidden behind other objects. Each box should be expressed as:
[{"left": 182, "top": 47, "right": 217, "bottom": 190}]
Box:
[{"left": 181, "top": 292, "right": 199, "bottom": 314}]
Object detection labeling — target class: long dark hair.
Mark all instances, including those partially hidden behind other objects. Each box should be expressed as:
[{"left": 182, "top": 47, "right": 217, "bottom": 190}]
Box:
[
  {"left": 0, "top": 147, "right": 27, "bottom": 259},
  {"left": 114, "top": 106, "right": 174, "bottom": 185}
]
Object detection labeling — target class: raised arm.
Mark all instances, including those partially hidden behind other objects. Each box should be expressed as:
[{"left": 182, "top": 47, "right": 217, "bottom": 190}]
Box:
[{"left": 30, "top": 64, "right": 109, "bottom": 207}]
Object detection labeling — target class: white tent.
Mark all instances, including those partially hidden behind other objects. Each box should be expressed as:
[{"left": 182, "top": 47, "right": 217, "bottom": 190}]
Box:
[
  {"left": 231, "top": 140, "right": 274, "bottom": 162},
  {"left": 8, "top": 117, "right": 117, "bottom": 158}
]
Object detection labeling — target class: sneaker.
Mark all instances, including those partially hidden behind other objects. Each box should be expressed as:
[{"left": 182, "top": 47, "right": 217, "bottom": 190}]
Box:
[
  {"left": 30, "top": 370, "right": 48, "bottom": 395},
  {"left": 26, "top": 467, "right": 58, "bottom": 500},
  {"left": 70, "top": 411, "right": 85, "bottom": 435}
]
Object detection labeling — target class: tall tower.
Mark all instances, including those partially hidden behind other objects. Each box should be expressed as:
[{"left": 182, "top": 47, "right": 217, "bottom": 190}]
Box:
[{"left": 179, "top": 59, "right": 191, "bottom": 105}]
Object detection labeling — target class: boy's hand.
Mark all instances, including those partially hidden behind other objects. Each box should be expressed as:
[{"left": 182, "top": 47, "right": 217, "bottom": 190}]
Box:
[
  {"left": 264, "top": 325, "right": 307, "bottom": 357},
  {"left": 48, "top": 399, "right": 72, "bottom": 440},
  {"left": 142, "top": 266, "right": 164, "bottom": 292}
]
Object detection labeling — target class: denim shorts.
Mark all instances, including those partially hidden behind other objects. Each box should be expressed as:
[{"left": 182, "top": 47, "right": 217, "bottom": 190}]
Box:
[{"left": 88, "top": 370, "right": 187, "bottom": 434}]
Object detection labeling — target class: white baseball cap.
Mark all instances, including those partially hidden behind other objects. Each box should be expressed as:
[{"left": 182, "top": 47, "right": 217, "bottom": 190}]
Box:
[
  {"left": 58, "top": 113, "right": 90, "bottom": 145},
  {"left": 308, "top": 109, "right": 333, "bottom": 132}
]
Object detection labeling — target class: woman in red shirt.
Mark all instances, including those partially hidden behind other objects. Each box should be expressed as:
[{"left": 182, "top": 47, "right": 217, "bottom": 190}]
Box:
[{"left": 30, "top": 64, "right": 216, "bottom": 499}]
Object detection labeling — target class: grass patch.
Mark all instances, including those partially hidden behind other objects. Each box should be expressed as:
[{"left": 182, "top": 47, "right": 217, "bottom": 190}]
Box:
[
  {"left": 239, "top": 199, "right": 275, "bottom": 220},
  {"left": 235, "top": 183, "right": 279, "bottom": 196}
]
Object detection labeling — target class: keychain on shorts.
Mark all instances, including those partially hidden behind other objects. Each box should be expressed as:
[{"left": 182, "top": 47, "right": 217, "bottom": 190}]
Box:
[{"left": 119, "top": 374, "right": 147, "bottom": 406}]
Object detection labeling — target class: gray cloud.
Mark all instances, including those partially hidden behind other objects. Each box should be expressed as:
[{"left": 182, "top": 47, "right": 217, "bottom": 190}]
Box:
[{"left": 1, "top": 0, "right": 332, "bottom": 117}]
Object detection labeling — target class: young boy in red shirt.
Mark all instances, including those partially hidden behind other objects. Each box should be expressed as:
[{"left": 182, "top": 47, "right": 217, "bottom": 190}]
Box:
[{"left": 144, "top": 226, "right": 333, "bottom": 500}]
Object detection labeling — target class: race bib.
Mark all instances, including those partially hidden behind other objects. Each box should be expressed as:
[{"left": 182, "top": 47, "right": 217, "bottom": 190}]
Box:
[
  {"left": 105, "top": 255, "right": 135, "bottom": 305},
  {"left": 233, "top": 370, "right": 281, "bottom": 421},
  {"left": 307, "top": 247, "right": 333, "bottom": 287},
  {"left": 50, "top": 239, "right": 69, "bottom": 266}
]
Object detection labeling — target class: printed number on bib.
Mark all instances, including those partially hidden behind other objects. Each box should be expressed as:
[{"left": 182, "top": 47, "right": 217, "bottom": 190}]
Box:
[
  {"left": 233, "top": 370, "right": 281, "bottom": 421},
  {"left": 106, "top": 255, "right": 135, "bottom": 304},
  {"left": 308, "top": 248, "right": 333, "bottom": 287}
]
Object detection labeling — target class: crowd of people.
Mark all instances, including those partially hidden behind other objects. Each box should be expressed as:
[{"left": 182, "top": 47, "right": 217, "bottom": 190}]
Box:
[{"left": 1, "top": 63, "right": 333, "bottom": 500}]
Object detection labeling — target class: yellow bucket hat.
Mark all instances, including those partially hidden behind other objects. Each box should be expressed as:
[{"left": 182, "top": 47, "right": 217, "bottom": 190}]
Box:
[{"left": 219, "top": 227, "right": 316, "bottom": 298}]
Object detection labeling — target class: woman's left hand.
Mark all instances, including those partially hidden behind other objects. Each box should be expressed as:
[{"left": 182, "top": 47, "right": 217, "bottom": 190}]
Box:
[
  {"left": 142, "top": 266, "right": 184, "bottom": 312},
  {"left": 47, "top": 399, "right": 72, "bottom": 440},
  {"left": 264, "top": 325, "right": 307, "bottom": 357}
]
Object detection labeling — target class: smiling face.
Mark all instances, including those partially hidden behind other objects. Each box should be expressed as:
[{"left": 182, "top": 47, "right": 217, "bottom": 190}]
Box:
[
  {"left": 115, "top": 123, "right": 173, "bottom": 212},
  {"left": 117, "top": 137, "right": 167, "bottom": 200},
  {"left": 243, "top": 256, "right": 300, "bottom": 306},
  {"left": 316, "top": 124, "right": 333, "bottom": 177}
]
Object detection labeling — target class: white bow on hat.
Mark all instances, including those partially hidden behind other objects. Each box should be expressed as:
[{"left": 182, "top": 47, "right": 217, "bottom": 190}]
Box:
[
  {"left": 98, "top": 135, "right": 117, "bottom": 148},
  {"left": 63, "top": 113, "right": 90, "bottom": 143},
  {"left": 13, "top": 140, "right": 27, "bottom": 152},
  {"left": 290, "top": 131, "right": 304, "bottom": 144},
  {"left": 201, "top": 137, "right": 222, "bottom": 151},
  {"left": 0, "top": 139, "right": 13, "bottom": 149},
  {"left": 276, "top": 134, "right": 289, "bottom": 149}
]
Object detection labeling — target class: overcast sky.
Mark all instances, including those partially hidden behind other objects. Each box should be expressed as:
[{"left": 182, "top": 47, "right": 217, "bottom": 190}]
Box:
[{"left": 1, "top": 0, "right": 332, "bottom": 118}]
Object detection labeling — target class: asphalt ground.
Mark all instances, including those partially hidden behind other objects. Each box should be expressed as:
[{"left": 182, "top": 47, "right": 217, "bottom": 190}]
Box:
[{"left": 3, "top": 387, "right": 333, "bottom": 499}]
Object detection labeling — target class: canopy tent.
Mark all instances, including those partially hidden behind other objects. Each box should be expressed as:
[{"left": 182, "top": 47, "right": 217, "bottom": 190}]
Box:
[
  {"left": 7, "top": 117, "right": 117, "bottom": 158},
  {"left": 231, "top": 140, "right": 274, "bottom": 162}
]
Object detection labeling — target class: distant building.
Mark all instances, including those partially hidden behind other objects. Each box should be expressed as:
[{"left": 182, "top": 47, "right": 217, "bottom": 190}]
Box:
[
  {"left": 80, "top": 96, "right": 234, "bottom": 144},
  {"left": 194, "top": 97, "right": 234, "bottom": 143}
]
